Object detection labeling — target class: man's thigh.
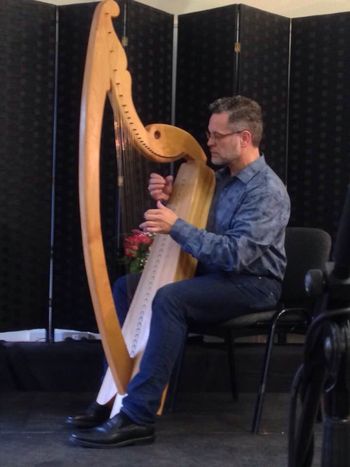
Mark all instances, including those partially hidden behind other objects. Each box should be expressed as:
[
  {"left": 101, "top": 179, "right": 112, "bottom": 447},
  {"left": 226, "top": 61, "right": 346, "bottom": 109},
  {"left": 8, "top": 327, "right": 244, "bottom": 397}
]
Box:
[{"left": 162, "top": 273, "right": 276, "bottom": 326}]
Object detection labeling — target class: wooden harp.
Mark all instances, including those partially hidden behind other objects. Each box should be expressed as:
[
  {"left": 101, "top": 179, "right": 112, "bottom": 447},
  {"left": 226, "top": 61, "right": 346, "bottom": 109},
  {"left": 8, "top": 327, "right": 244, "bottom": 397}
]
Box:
[{"left": 79, "top": 0, "right": 215, "bottom": 413}]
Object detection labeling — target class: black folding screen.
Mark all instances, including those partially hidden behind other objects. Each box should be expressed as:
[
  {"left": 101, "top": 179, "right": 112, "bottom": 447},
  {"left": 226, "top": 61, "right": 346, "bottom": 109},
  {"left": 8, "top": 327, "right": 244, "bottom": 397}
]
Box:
[
  {"left": 53, "top": 1, "right": 173, "bottom": 330},
  {"left": 0, "top": 0, "right": 56, "bottom": 330},
  {"left": 176, "top": 5, "right": 290, "bottom": 181},
  {"left": 238, "top": 5, "right": 290, "bottom": 180},
  {"left": 0, "top": 0, "right": 173, "bottom": 332},
  {"left": 0, "top": 0, "right": 349, "bottom": 332},
  {"left": 177, "top": 4, "right": 349, "bottom": 237},
  {"left": 53, "top": 2, "right": 117, "bottom": 331},
  {"left": 288, "top": 12, "right": 350, "bottom": 237},
  {"left": 176, "top": 5, "right": 238, "bottom": 156}
]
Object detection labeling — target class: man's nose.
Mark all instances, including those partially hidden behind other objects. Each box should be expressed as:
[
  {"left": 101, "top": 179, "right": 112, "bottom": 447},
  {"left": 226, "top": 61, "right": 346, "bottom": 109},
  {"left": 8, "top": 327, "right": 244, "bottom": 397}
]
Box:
[{"left": 207, "top": 136, "right": 215, "bottom": 147}]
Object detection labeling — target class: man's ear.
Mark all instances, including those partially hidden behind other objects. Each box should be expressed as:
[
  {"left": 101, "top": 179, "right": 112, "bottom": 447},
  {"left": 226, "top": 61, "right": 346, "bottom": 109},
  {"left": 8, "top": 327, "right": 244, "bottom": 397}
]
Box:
[{"left": 240, "top": 129, "right": 252, "bottom": 147}]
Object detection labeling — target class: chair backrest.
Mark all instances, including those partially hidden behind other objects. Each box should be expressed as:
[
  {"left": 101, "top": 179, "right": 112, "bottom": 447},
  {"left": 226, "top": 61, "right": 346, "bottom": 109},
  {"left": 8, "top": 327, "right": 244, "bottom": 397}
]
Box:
[{"left": 282, "top": 227, "right": 332, "bottom": 304}]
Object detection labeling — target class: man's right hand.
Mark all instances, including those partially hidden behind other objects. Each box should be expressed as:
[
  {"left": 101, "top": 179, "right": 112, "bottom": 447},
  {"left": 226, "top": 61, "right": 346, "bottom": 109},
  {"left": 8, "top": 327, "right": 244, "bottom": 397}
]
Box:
[{"left": 148, "top": 173, "right": 173, "bottom": 202}]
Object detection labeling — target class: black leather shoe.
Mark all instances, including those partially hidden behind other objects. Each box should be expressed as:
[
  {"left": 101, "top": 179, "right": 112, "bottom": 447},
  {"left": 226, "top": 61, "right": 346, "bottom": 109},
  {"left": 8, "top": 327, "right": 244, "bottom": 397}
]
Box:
[
  {"left": 69, "top": 411, "right": 155, "bottom": 448},
  {"left": 65, "top": 401, "right": 111, "bottom": 429}
]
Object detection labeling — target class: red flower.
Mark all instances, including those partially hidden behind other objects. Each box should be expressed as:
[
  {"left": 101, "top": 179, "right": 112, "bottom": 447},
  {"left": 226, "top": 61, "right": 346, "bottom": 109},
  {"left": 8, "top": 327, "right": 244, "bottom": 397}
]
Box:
[{"left": 123, "top": 229, "right": 154, "bottom": 272}]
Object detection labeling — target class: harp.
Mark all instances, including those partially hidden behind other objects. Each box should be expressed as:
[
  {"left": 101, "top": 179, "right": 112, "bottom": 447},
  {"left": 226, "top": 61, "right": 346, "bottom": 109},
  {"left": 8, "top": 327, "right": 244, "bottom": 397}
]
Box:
[{"left": 79, "top": 0, "right": 215, "bottom": 414}]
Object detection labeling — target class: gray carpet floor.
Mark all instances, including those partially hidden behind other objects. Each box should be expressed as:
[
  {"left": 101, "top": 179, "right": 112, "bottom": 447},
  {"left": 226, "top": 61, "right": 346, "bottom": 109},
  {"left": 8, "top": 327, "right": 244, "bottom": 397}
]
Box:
[{"left": 0, "top": 391, "right": 323, "bottom": 467}]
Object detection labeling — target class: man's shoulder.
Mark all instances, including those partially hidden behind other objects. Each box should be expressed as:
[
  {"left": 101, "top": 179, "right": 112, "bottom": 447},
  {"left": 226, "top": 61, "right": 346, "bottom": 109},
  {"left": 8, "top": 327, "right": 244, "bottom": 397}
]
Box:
[
  {"left": 258, "top": 159, "right": 285, "bottom": 186},
  {"left": 251, "top": 162, "right": 289, "bottom": 200}
]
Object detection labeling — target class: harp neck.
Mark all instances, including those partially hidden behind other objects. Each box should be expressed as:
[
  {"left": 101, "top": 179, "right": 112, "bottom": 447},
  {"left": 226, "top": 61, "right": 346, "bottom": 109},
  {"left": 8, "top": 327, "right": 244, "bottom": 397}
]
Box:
[{"left": 82, "top": 0, "right": 207, "bottom": 164}]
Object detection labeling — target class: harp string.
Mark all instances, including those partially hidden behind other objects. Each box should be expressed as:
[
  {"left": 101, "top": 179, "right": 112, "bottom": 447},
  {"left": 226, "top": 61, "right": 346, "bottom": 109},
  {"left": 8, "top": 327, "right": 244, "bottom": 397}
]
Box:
[{"left": 114, "top": 106, "right": 162, "bottom": 248}]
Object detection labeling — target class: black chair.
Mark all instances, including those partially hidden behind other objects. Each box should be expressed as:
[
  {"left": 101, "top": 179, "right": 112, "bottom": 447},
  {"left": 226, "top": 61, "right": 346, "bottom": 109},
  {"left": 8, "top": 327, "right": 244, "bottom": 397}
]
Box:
[{"left": 168, "top": 227, "right": 332, "bottom": 433}]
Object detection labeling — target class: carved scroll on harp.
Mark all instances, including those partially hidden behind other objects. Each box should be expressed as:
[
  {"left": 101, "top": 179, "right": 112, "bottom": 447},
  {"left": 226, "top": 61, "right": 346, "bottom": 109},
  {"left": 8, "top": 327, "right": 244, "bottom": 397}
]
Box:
[{"left": 79, "top": 0, "right": 215, "bottom": 409}]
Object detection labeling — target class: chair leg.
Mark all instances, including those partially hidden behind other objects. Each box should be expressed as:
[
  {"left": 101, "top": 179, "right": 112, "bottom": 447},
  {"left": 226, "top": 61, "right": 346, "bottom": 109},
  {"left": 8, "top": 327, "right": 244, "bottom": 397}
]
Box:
[
  {"left": 226, "top": 330, "right": 239, "bottom": 401},
  {"left": 251, "top": 319, "right": 279, "bottom": 433}
]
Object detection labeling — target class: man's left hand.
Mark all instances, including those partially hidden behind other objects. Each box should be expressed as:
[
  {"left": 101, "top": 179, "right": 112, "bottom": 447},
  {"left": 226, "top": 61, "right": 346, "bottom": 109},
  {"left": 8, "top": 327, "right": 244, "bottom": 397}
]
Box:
[{"left": 140, "top": 201, "right": 178, "bottom": 234}]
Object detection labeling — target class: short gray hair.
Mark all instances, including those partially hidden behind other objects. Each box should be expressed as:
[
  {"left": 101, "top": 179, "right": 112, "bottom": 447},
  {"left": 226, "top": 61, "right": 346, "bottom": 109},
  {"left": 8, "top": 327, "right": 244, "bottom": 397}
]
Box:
[{"left": 209, "top": 95, "right": 263, "bottom": 147}]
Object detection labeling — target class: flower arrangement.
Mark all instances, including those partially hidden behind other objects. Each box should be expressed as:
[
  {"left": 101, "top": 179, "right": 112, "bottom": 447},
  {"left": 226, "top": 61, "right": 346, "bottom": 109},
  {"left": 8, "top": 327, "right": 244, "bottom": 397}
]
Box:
[{"left": 123, "top": 229, "right": 154, "bottom": 273}]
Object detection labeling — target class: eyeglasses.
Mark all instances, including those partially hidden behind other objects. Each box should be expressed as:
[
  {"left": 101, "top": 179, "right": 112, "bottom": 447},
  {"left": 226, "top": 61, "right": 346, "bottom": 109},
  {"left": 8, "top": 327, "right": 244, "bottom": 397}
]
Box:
[{"left": 205, "top": 129, "right": 246, "bottom": 142}]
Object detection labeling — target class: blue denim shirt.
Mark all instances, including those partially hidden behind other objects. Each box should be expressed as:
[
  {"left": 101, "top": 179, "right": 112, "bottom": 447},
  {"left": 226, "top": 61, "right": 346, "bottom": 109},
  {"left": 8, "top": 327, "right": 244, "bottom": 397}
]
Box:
[{"left": 170, "top": 156, "right": 291, "bottom": 281}]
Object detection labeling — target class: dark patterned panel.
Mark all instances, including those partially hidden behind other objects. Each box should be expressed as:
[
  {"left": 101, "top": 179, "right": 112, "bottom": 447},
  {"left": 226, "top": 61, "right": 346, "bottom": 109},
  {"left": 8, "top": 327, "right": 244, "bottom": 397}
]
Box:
[
  {"left": 126, "top": 0, "right": 173, "bottom": 125},
  {"left": 53, "top": 3, "right": 118, "bottom": 330},
  {"left": 288, "top": 13, "right": 350, "bottom": 239},
  {"left": 0, "top": 0, "right": 56, "bottom": 330},
  {"left": 239, "top": 5, "right": 290, "bottom": 181},
  {"left": 176, "top": 6, "right": 238, "bottom": 153},
  {"left": 53, "top": 1, "right": 173, "bottom": 330}
]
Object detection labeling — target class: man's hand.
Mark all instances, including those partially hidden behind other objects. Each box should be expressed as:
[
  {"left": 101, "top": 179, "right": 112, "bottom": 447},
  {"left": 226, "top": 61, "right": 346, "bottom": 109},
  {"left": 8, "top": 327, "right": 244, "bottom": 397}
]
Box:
[
  {"left": 140, "top": 201, "right": 178, "bottom": 234},
  {"left": 148, "top": 173, "right": 173, "bottom": 202}
]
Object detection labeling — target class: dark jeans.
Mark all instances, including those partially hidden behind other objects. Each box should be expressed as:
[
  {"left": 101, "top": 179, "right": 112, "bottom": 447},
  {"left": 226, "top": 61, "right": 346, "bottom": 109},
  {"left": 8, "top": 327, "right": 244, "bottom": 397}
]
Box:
[{"left": 112, "top": 272, "right": 281, "bottom": 425}]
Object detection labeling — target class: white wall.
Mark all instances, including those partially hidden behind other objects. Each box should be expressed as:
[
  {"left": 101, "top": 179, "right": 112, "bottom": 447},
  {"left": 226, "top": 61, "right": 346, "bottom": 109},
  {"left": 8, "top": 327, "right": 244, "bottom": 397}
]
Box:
[{"left": 47, "top": 0, "right": 350, "bottom": 17}]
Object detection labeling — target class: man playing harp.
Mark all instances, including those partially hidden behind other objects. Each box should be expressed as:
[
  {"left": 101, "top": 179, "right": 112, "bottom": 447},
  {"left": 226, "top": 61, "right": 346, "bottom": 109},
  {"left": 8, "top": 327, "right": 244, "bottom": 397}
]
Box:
[{"left": 68, "top": 95, "right": 291, "bottom": 448}]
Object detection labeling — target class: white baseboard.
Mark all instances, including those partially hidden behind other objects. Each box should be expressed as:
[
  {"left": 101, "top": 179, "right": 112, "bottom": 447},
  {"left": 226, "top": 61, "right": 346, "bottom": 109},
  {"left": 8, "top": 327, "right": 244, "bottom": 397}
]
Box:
[{"left": 0, "top": 328, "right": 100, "bottom": 342}]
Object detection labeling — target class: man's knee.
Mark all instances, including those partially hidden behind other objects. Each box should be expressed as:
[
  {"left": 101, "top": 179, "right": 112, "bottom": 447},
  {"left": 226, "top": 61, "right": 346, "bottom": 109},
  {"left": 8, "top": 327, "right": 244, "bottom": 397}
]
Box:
[
  {"left": 153, "top": 282, "right": 186, "bottom": 313},
  {"left": 153, "top": 282, "right": 181, "bottom": 305},
  {"left": 152, "top": 283, "right": 188, "bottom": 328}
]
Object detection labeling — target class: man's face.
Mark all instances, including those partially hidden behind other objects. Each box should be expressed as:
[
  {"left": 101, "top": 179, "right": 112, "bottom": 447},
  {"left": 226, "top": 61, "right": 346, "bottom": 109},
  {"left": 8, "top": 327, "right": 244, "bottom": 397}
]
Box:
[{"left": 206, "top": 112, "right": 243, "bottom": 167}]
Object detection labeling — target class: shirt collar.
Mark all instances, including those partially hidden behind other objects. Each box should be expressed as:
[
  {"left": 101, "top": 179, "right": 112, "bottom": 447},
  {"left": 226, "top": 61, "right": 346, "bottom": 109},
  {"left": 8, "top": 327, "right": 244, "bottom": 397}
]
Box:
[
  {"left": 235, "top": 154, "right": 266, "bottom": 184},
  {"left": 215, "top": 155, "right": 266, "bottom": 184}
]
